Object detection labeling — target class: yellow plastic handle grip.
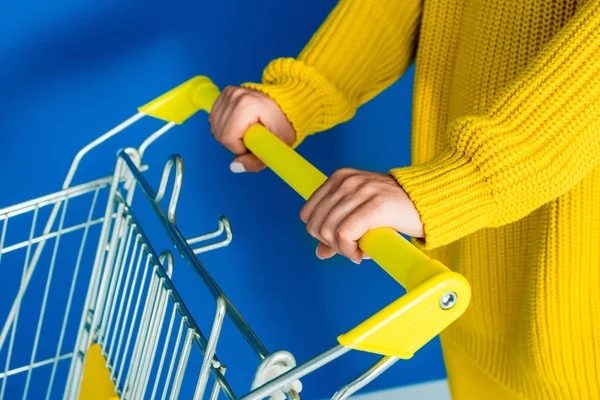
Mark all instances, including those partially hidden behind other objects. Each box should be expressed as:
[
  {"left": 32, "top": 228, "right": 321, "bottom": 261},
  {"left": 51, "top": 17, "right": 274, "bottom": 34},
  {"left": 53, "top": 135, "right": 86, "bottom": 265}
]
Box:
[
  {"left": 243, "top": 125, "right": 445, "bottom": 290},
  {"left": 140, "top": 76, "right": 471, "bottom": 358}
]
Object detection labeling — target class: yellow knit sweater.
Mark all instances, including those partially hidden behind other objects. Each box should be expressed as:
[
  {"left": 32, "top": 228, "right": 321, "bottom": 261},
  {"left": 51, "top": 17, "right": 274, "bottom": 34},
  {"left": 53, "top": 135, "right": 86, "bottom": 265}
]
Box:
[{"left": 244, "top": 0, "right": 600, "bottom": 398}]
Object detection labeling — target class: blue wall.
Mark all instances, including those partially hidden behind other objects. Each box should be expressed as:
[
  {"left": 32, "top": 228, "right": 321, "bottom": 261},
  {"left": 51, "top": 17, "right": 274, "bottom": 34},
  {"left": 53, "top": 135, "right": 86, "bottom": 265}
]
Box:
[{"left": 0, "top": 1, "right": 445, "bottom": 398}]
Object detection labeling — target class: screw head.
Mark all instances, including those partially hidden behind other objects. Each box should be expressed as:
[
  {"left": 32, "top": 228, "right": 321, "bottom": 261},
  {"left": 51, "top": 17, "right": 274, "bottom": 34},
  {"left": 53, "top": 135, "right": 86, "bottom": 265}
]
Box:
[{"left": 440, "top": 292, "right": 458, "bottom": 310}]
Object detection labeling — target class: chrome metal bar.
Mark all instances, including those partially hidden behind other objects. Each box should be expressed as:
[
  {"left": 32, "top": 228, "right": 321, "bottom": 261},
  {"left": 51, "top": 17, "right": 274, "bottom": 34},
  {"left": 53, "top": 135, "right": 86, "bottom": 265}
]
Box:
[
  {"left": 93, "top": 202, "right": 128, "bottom": 347},
  {"left": 115, "top": 254, "right": 152, "bottom": 390},
  {"left": 119, "top": 151, "right": 269, "bottom": 359},
  {"left": 63, "top": 113, "right": 144, "bottom": 189},
  {"left": 240, "top": 346, "right": 351, "bottom": 400},
  {"left": 193, "top": 297, "right": 226, "bottom": 400},
  {"left": 135, "top": 282, "right": 171, "bottom": 400},
  {"left": 169, "top": 327, "right": 194, "bottom": 400},
  {"left": 46, "top": 188, "right": 100, "bottom": 400},
  {"left": 0, "top": 353, "right": 73, "bottom": 379},
  {"left": 188, "top": 216, "right": 233, "bottom": 255},
  {"left": 105, "top": 231, "right": 139, "bottom": 361},
  {"left": 1, "top": 206, "right": 39, "bottom": 399},
  {"left": 0, "top": 218, "right": 7, "bottom": 261},
  {"left": 22, "top": 197, "right": 69, "bottom": 400},
  {"left": 138, "top": 122, "right": 177, "bottom": 159},
  {"left": 0, "top": 217, "right": 105, "bottom": 255},
  {"left": 122, "top": 269, "right": 159, "bottom": 398},
  {"left": 331, "top": 356, "right": 399, "bottom": 400},
  {"left": 65, "top": 151, "right": 127, "bottom": 399},
  {"left": 150, "top": 305, "right": 177, "bottom": 400},
  {"left": 132, "top": 253, "right": 174, "bottom": 398},
  {"left": 160, "top": 318, "right": 186, "bottom": 400},
  {"left": 2, "top": 115, "right": 140, "bottom": 362},
  {"left": 110, "top": 243, "right": 146, "bottom": 382},
  {"left": 114, "top": 197, "right": 236, "bottom": 400},
  {"left": 100, "top": 218, "right": 134, "bottom": 348},
  {"left": 0, "top": 176, "right": 111, "bottom": 220},
  {"left": 209, "top": 364, "right": 227, "bottom": 400}
]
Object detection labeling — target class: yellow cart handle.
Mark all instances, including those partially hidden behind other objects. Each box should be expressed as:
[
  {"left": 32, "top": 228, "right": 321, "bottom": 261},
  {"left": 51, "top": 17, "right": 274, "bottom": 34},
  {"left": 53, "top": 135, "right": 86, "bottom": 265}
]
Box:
[{"left": 139, "top": 77, "right": 471, "bottom": 359}]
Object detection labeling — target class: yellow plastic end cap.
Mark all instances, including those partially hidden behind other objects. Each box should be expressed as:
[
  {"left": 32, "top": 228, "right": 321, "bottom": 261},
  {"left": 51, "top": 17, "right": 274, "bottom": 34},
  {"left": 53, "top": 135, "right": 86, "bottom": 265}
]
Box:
[
  {"left": 337, "top": 271, "right": 471, "bottom": 359},
  {"left": 138, "top": 76, "right": 220, "bottom": 124}
]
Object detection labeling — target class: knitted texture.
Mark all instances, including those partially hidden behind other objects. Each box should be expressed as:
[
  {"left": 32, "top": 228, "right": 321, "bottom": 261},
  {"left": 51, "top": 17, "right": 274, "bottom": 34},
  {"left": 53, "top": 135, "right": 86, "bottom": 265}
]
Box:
[{"left": 244, "top": 0, "right": 600, "bottom": 398}]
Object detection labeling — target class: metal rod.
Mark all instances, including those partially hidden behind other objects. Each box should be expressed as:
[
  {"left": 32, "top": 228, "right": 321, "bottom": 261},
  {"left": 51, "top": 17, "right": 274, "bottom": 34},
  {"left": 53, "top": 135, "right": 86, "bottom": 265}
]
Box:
[
  {"left": 0, "top": 206, "right": 38, "bottom": 352},
  {"left": 150, "top": 305, "right": 178, "bottom": 400},
  {"left": 122, "top": 269, "right": 159, "bottom": 397},
  {"left": 22, "top": 197, "right": 69, "bottom": 400},
  {"left": 331, "top": 356, "right": 399, "bottom": 400},
  {"left": 119, "top": 151, "right": 269, "bottom": 359},
  {"left": 209, "top": 364, "right": 227, "bottom": 400},
  {"left": 113, "top": 194, "right": 237, "bottom": 400},
  {"left": 160, "top": 318, "right": 186, "bottom": 400},
  {"left": 138, "top": 122, "right": 177, "bottom": 159},
  {"left": 65, "top": 151, "right": 126, "bottom": 399},
  {"left": 188, "top": 216, "right": 233, "bottom": 254},
  {"left": 100, "top": 218, "right": 134, "bottom": 347},
  {"left": 64, "top": 113, "right": 144, "bottom": 189},
  {"left": 110, "top": 243, "right": 146, "bottom": 382},
  {"left": 106, "top": 232, "right": 140, "bottom": 364},
  {"left": 240, "top": 346, "right": 350, "bottom": 400},
  {"left": 115, "top": 254, "right": 152, "bottom": 391},
  {"left": 194, "top": 297, "right": 226, "bottom": 400},
  {"left": 0, "top": 206, "right": 39, "bottom": 399},
  {"left": 0, "top": 217, "right": 105, "bottom": 254},
  {"left": 0, "top": 353, "right": 73, "bottom": 379},
  {"left": 0, "top": 176, "right": 112, "bottom": 220},
  {"left": 169, "top": 327, "right": 194, "bottom": 400},
  {"left": 46, "top": 188, "right": 100, "bottom": 400},
  {"left": 136, "top": 283, "right": 171, "bottom": 400}
]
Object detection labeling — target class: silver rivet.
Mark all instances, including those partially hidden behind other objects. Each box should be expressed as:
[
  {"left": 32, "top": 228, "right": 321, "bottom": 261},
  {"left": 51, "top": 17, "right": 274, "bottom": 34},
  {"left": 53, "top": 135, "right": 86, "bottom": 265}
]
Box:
[{"left": 440, "top": 292, "right": 457, "bottom": 310}]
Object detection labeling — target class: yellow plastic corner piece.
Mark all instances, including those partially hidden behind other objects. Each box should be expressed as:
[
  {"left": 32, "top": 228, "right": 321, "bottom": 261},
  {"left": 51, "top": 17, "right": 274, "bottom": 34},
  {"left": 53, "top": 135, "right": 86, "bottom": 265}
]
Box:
[
  {"left": 78, "top": 343, "right": 119, "bottom": 400},
  {"left": 138, "top": 76, "right": 220, "bottom": 124},
  {"left": 337, "top": 270, "right": 471, "bottom": 359}
]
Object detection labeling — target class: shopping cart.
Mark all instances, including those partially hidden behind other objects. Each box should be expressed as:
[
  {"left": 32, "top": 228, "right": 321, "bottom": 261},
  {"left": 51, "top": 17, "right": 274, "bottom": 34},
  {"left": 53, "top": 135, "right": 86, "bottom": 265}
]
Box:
[{"left": 0, "top": 76, "right": 471, "bottom": 400}]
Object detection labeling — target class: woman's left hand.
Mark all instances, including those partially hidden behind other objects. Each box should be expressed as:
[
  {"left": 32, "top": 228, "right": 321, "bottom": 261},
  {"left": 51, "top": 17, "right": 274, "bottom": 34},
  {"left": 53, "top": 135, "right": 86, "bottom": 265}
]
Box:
[{"left": 300, "top": 168, "right": 424, "bottom": 264}]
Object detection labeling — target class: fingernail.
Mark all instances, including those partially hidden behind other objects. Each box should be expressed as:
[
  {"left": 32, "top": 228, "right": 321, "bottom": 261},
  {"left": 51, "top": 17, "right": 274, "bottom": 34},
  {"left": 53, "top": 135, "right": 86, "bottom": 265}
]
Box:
[
  {"left": 363, "top": 256, "right": 371, "bottom": 260},
  {"left": 316, "top": 248, "right": 324, "bottom": 260},
  {"left": 351, "top": 259, "right": 361, "bottom": 265},
  {"left": 230, "top": 162, "right": 246, "bottom": 173}
]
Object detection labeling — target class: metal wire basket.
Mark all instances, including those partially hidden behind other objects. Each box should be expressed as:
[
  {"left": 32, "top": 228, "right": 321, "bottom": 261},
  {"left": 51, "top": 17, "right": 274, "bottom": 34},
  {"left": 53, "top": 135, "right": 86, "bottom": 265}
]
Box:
[{"left": 0, "top": 76, "right": 471, "bottom": 400}]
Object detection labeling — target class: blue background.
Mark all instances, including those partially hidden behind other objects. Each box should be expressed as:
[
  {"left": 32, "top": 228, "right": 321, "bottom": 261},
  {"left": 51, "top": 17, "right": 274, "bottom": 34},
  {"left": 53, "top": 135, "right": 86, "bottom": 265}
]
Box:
[{"left": 0, "top": 0, "right": 446, "bottom": 398}]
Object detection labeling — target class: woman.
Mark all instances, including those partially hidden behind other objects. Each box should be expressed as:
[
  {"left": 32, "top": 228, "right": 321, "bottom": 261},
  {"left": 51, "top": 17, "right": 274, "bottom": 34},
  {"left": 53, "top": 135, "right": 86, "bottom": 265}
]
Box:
[{"left": 208, "top": 0, "right": 600, "bottom": 398}]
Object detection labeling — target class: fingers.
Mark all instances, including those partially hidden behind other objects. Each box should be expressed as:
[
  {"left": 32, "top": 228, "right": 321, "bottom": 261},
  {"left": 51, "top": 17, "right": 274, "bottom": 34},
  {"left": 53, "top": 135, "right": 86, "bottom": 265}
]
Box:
[
  {"left": 231, "top": 153, "right": 266, "bottom": 173},
  {"left": 208, "top": 86, "right": 296, "bottom": 173},
  {"left": 316, "top": 242, "right": 336, "bottom": 260},
  {"left": 300, "top": 168, "right": 355, "bottom": 224},
  {"left": 302, "top": 169, "right": 378, "bottom": 263}
]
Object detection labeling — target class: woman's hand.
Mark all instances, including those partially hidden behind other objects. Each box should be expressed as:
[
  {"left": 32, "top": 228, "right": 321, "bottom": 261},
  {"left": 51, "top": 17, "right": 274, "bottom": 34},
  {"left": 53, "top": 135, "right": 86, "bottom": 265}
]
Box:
[
  {"left": 300, "top": 168, "right": 424, "bottom": 264},
  {"left": 209, "top": 86, "right": 296, "bottom": 172}
]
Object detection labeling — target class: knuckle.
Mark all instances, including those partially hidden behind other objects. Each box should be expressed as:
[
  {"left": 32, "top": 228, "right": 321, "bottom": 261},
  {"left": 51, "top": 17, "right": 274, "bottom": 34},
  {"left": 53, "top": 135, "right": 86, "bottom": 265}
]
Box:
[
  {"left": 339, "top": 174, "right": 363, "bottom": 190},
  {"left": 306, "top": 220, "right": 317, "bottom": 236},
  {"left": 334, "top": 168, "right": 354, "bottom": 177},
  {"left": 335, "top": 226, "right": 350, "bottom": 241},
  {"left": 318, "top": 226, "right": 332, "bottom": 242},
  {"left": 370, "top": 194, "right": 386, "bottom": 208},
  {"left": 299, "top": 208, "right": 308, "bottom": 223},
  {"left": 356, "top": 182, "right": 375, "bottom": 195}
]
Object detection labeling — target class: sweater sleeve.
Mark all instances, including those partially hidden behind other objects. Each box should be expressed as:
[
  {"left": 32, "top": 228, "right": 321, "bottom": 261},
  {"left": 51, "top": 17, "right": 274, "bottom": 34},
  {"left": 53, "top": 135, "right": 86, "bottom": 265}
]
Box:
[
  {"left": 390, "top": 0, "right": 600, "bottom": 250},
  {"left": 242, "top": 0, "right": 422, "bottom": 147}
]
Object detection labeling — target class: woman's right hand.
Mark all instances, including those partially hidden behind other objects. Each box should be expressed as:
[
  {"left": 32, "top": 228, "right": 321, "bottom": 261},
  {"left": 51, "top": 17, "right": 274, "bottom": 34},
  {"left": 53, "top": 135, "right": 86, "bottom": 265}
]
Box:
[{"left": 208, "top": 86, "right": 296, "bottom": 173}]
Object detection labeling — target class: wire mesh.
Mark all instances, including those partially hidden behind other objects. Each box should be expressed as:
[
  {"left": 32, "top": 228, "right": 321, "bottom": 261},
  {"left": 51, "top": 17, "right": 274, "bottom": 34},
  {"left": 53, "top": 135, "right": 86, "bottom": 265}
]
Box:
[{"left": 0, "top": 178, "right": 111, "bottom": 399}]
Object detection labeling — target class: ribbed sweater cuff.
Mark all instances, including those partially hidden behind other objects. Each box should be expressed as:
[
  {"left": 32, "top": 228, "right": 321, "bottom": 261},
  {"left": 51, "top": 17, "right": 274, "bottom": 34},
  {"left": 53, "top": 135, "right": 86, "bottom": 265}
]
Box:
[
  {"left": 390, "top": 151, "right": 496, "bottom": 250},
  {"left": 242, "top": 58, "right": 354, "bottom": 148}
]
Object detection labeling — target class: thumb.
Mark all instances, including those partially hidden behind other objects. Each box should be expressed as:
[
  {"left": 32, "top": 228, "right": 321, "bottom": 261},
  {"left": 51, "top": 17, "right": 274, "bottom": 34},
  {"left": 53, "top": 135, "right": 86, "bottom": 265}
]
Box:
[{"left": 230, "top": 153, "right": 266, "bottom": 173}]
